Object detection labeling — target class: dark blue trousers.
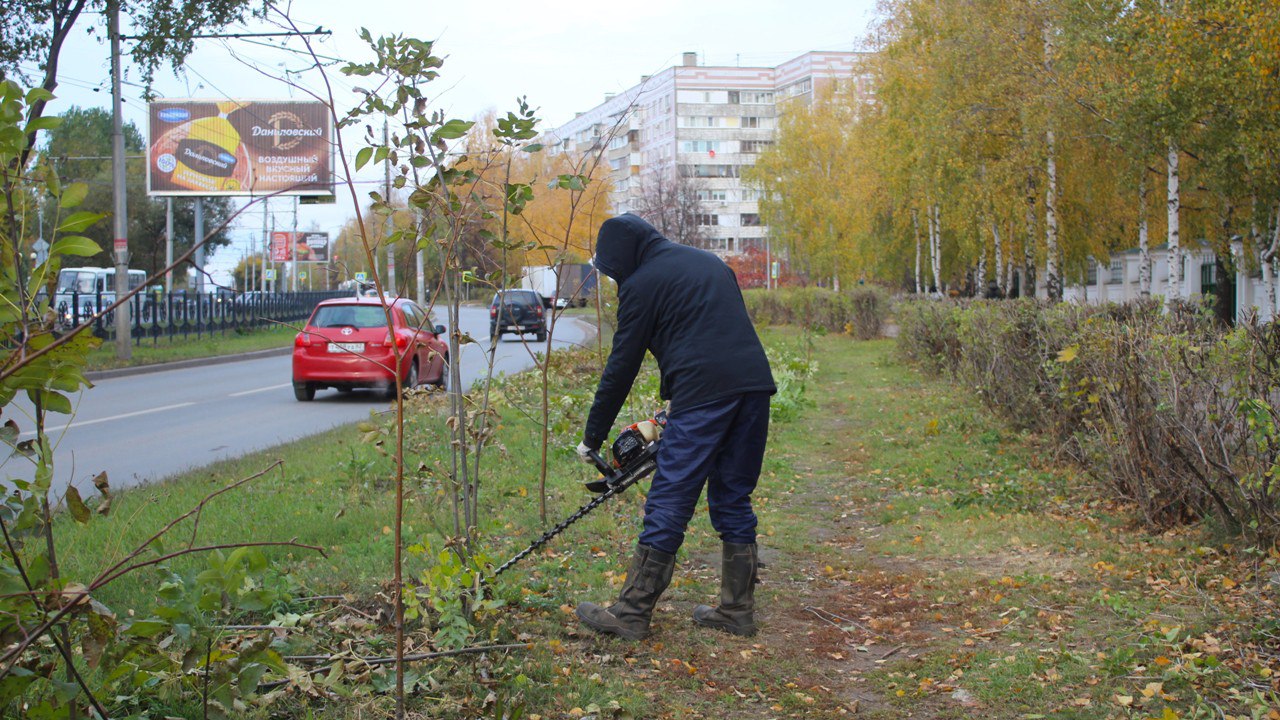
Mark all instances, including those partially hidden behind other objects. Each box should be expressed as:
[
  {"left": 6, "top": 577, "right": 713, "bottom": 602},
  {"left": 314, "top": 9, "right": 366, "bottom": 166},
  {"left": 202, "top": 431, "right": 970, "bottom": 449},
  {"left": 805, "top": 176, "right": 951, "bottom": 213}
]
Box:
[{"left": 638, "top": 392, "right": 771, "bottom": 554}]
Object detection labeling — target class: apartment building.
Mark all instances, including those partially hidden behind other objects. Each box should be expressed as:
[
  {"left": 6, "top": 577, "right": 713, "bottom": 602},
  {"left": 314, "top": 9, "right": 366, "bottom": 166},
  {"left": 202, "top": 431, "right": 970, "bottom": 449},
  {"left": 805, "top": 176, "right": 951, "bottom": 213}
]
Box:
[{"left": 546, "top": 50, "right": 865, "bottom": 255}]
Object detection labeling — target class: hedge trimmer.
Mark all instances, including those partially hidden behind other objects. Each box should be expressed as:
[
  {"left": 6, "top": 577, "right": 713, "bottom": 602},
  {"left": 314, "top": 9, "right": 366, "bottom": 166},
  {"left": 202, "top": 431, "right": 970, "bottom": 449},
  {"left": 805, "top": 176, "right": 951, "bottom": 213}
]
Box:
[{"left": 488, "top": 412, "right": 667, "bottom": 580}]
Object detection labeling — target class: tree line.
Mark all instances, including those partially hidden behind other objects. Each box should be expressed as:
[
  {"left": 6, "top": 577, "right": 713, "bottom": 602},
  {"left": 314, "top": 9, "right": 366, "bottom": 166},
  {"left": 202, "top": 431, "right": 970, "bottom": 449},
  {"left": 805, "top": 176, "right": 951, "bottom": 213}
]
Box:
[{"left": 750, "top": 0, "right": 1280, "bottom": 307}]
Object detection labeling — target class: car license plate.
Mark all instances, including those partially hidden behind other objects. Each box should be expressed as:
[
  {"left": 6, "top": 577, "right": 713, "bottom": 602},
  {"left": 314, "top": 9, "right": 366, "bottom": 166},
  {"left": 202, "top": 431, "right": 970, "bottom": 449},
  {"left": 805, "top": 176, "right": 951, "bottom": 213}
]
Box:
[{"left": 327, "top": 342, "right": 364, "bottom": 353}]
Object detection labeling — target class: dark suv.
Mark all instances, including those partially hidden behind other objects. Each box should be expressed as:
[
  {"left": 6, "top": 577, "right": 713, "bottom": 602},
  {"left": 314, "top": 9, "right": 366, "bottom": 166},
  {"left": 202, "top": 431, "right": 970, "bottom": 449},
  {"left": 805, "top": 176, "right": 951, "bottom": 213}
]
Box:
[{"left": 489, "top": 290, "right": 547, "bottom": 342}]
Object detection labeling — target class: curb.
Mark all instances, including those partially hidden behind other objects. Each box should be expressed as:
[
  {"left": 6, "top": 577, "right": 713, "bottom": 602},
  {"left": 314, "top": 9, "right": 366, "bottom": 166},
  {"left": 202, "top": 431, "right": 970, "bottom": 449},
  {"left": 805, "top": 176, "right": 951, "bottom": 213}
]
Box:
[{"left": 85, "top": 346, "right": 293, "bottom": 382}]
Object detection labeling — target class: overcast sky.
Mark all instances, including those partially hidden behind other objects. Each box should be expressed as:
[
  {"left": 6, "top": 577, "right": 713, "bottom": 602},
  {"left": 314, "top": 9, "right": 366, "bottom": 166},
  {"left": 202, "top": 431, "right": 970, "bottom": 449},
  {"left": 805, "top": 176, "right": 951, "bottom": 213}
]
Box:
[{"left": 40, "top": 0, "right": 880, "bottom": 283}]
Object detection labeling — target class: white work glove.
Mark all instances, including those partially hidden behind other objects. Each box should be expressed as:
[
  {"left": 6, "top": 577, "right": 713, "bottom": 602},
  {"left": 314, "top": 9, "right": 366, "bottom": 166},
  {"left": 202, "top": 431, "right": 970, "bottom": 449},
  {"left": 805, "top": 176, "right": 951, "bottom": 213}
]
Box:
[{"left": 575, "top": 442, "right": 596, "bottom": 465}]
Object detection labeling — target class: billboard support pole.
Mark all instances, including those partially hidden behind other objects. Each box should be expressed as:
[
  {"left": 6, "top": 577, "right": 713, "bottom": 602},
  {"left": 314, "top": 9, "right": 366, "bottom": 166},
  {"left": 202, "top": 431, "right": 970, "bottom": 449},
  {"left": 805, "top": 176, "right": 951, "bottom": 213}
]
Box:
[
  {"left": 165, "top": 198, "right": 173, "bottom": 293},
  {"left": 193, "top": 197, "right": 205, "bottom": 294},
  {"left": 109, "top": 0, "right": 132, "bottom": 360},
  {"left": 291, "top": 196, "right": 298, "bottom": 292}
]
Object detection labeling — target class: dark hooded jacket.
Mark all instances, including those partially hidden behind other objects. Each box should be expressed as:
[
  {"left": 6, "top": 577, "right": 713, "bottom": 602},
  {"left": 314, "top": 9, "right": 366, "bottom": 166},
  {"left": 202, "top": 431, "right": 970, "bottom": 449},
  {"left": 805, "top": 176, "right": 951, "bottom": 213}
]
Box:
[{"left": 583, "top": 214, "right": 776, "bottom": 449}]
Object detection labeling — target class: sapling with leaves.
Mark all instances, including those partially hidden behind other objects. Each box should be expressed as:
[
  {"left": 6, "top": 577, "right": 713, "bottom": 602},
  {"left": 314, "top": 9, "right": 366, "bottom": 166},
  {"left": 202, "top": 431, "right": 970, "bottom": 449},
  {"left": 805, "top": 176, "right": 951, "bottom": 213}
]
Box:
[
  {"left": 0, "top": 75, "right": 328, "bottom": 718},
  {"left": 314, "top": 23, "right": 555, "bottom": 716}
]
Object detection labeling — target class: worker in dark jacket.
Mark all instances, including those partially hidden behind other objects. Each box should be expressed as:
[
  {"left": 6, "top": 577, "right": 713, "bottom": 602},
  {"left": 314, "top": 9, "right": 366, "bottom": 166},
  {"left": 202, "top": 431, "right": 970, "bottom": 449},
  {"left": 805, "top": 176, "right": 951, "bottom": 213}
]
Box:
[{"left": 575, "top": 213, "right": 775, "bottom": 640}]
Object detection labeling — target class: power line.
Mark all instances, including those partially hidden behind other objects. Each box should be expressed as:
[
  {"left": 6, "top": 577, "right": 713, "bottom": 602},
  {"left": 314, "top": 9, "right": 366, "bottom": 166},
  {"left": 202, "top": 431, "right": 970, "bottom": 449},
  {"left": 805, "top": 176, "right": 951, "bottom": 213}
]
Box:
[{"left": 121, "top": 29, "right": 330, "bottom": 41}]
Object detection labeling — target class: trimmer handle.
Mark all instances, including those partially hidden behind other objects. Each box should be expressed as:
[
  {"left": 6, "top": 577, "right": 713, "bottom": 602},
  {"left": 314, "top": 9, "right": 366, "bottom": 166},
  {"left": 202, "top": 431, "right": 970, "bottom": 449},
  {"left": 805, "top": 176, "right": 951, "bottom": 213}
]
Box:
[{"left": 586, "top": 449, "right": 614, "bottom": 479}]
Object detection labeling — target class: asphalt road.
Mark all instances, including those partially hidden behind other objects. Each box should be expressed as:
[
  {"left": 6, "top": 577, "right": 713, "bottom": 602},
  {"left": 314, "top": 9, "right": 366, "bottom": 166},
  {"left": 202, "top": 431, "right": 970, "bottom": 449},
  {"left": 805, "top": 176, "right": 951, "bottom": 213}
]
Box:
[{"left": 7, "top": 306, "right": 594, "bottom": 497}]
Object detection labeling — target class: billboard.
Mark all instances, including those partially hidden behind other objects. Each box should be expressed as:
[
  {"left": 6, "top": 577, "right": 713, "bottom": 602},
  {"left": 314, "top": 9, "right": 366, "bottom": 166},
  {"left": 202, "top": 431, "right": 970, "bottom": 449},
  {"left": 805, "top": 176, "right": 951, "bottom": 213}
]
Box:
[
  {"left": 269, "top": 231, "right": 330, "bottom": 263},
  {"left": 148, "top": 100, "right": 332, "bottom": 197}
]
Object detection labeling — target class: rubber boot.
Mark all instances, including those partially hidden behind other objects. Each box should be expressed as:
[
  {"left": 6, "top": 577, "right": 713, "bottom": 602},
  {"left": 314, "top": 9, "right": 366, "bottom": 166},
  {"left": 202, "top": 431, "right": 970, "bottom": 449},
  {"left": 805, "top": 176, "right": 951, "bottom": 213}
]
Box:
[
  {"left": 692, "top": 541, "right": 758, "bottom": 636},
  {"left": 576, "top": 545, "right": 676, "bottom": 640}
]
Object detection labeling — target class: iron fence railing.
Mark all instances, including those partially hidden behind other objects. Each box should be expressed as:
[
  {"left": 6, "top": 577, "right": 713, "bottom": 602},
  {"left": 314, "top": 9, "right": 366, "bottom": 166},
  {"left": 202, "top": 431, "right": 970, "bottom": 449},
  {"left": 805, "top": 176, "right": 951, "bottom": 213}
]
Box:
[{"left": 53, "top": 290, "right": 352, "bottom": 344}]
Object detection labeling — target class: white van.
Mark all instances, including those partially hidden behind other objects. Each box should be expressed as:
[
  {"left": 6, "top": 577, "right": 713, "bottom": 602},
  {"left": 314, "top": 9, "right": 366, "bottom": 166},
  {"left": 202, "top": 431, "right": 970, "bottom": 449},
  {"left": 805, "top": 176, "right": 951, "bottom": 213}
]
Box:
[{"left": 54, "top": 267, "right": 147, "bottom": 325}]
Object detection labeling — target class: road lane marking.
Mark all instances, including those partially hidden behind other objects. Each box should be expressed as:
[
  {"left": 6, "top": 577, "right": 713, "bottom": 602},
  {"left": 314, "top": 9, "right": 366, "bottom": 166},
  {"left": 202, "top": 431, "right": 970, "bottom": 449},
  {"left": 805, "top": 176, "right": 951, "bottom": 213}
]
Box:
[
  {"left": 25, "top": 401, "right": 197, "bottom": 437},
  {"left": 228, "top": 383, "right": 292, "bottom": 397}
]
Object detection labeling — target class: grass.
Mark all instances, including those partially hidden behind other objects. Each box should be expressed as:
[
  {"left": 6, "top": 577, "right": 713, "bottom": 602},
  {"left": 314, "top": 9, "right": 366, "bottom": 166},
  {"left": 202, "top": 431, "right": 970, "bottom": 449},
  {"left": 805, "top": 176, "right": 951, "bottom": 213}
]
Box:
[
  {"left": 84, "top": 324, "right": 299, "bottom": 371},
  {"left": 47, "top": 332, "right": 1280, "bottom": 719}
]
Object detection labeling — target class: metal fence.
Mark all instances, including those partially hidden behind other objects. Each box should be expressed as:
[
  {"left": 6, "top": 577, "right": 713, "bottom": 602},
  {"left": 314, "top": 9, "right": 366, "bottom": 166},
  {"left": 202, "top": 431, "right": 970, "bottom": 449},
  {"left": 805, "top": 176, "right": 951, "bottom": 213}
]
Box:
[{"left": 53, "top": 290, "right": 352, "bottom": 344}]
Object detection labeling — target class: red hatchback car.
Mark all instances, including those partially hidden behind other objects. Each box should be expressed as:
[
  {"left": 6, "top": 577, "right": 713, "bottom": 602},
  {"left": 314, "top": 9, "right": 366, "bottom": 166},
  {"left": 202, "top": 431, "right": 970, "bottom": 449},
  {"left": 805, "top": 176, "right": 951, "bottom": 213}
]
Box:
[{"left": 291, "top": 297, "right": 448, "bottom": 401}]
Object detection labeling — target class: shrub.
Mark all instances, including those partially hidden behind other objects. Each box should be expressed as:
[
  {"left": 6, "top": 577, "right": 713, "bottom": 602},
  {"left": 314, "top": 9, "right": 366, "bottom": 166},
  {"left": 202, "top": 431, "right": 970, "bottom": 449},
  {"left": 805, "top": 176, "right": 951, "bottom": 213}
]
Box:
[
  {"left": 896, "top": 297, "right": 1280, "bottom": 542},
  {"left": 743, "top": 286, "right": 889, "bottom": 339}
]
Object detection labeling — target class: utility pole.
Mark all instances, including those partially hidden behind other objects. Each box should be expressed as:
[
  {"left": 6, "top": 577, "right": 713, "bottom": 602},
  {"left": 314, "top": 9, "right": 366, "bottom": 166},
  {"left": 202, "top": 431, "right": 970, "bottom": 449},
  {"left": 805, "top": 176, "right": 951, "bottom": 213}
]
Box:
[
  {"left": 765, "top": 235, "right": 772, "bottom": 291},
  {"left": 383, "top": 121, "right": 395, "bottom": 295},
  {"left": 415, "top": 244, "right": 425, "bottom": 305},
  {"left": 109, "top": 0, "right": 131, "bottom": 359},
  {"left": 269, "top": 211, "right": 276, "bottom": 293},
  {"left": 261, "top": 198, "right": 268, "bottom": 293},
  {"left": 261, "top": 197, "right": 269, "bottom": 293}
]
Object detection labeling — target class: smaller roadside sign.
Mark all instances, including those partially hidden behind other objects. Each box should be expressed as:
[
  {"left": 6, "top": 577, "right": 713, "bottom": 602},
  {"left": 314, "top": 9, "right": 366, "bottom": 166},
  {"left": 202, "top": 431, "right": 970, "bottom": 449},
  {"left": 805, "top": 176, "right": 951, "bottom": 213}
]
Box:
[
  {"left": 265, "top": 269, "right": 277, "bottom": 281},
  {"left": 354, "top": 272, "right": 367, "bottom": 282}
]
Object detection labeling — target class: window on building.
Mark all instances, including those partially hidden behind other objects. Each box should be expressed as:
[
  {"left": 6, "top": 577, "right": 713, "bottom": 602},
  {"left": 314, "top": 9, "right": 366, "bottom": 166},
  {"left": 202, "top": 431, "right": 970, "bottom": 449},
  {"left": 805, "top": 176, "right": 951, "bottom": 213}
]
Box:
[
  {"left": 740, "top": 213, "right": 761, "bottom": 227},
  {"left": 679, "top": 116, "right": 724, "bottom": 128},
  {"left": 1200, "top": 261, "right": 1217, "bottom": 295},
  {"left": 740, "top": 140, "right": 774, "bottom": 153},
  {"left": 739, "top": 188, "right": 761, "bottom": 202},
  {"left": 727, "top": 91, "right": 739, "bottom": 104},
  {"left": 741, "top": 91, "right": 774, "bottom": 104},
  {"left": 695, "top": 189, "right": 729, "bottom": 202},
  {"left": 1109, "top": 259, "right": 1123, "bottom": 284},
  {"left": 696, "top": 213, "right": 719, "bottom": 227},
  {"left": 1086, "top": 259, "right": 1098, "bottom": 286},
  {"left": 779, "top": 79, "right": 813, "bottom": 98},
  {"left": 678, "top": 90, "right": 728, "bottom": 104},
  {"left": 685, "top": 165, "right": 740, "bottom": 179},
  {"left": 680, "top": 140, "right": 721, "bottom": 154}
]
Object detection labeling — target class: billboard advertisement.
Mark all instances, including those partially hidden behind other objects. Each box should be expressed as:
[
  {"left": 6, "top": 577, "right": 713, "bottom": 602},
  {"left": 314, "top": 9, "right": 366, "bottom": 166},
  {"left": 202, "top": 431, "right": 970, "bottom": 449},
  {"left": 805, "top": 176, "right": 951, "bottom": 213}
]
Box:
[
  {"left": 270, "top": 231, "right": 292, "bottom": 262},
  {"left": 148, "top": 100, "right": 332, "bottom": 197},
  {"left": 269, "top": 231, "right": 330, "bottom": 263}
]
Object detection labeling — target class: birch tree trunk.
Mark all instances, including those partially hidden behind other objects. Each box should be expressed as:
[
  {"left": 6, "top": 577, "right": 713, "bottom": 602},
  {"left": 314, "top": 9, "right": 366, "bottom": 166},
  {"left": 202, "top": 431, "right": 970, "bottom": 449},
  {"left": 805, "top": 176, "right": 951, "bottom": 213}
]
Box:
[
  {"left": 1045, "top": 129, "right": 1061, "bottom": 302},
  {"left": 912, "top": 208, "right": 922, "bottom": 294},
  {"left": 976, "top": 249, "right": 987, "bottom": 298},
  {"left": 992, "top": 220, "right": 1004, "bottom": 297},
  {"left": 926, "top": 203, "right": 937, "bottom": 295},
  {"left": 931, "top": 203, "right": 944, "bottom": 297},
  {"left": 1024, "top": 175, "right": 1037, "bottom": 299},
  {"left": 1005, "top": 222, "right": 1016, "bottom": 297},
  {"left": 1042, "top": 22, "right": 1060, "bottom": 302},
  {"left": 1138, "top": 175, "right": 1151, "bottom": 298},
  {"left": 1265, "top": 205, "right": 1280, "bottom": 320},
  {"left": 1166, "top": 143, "right": 1182, "bottom": 306}
]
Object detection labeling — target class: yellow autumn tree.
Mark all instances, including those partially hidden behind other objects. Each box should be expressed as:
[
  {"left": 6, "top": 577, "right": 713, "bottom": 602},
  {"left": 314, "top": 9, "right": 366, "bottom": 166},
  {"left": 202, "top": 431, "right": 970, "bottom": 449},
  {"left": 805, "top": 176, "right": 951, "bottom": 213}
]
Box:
[{"left": 506, "top": 149, "right": 613, "bottom": 268}]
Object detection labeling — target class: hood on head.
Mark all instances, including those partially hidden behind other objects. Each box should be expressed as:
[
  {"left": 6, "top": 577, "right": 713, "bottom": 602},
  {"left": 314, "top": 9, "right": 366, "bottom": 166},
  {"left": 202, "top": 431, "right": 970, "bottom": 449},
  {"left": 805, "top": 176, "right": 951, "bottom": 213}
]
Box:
[{"left": 592, "top": 214, "right": 666, "bottom": 284}]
